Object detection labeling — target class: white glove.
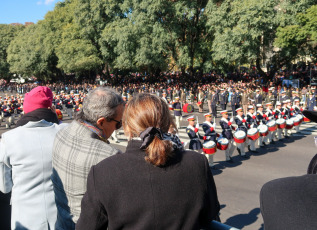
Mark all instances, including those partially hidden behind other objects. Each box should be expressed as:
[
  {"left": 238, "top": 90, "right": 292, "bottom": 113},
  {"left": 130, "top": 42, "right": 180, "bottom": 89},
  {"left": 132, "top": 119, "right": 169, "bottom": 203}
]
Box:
[{"left": 195, "top": 123, "right": 200, "bottom": 129}]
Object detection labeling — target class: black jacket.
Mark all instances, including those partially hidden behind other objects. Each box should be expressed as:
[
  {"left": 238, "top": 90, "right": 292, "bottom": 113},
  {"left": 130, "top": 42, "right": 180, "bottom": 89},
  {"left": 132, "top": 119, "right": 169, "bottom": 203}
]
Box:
[
  {"left": 260, "top": 174, "right": 317, "bottom": 230},
  {"left": 77, "top": 140, "right": 220, "bottom": 230}
]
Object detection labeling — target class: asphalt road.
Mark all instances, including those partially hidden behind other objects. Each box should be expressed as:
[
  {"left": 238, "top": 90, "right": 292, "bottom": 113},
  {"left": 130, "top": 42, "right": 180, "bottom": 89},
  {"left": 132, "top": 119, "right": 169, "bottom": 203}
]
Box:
[{"left": 0, "top": 104, "right": 316, "bottom": 230}]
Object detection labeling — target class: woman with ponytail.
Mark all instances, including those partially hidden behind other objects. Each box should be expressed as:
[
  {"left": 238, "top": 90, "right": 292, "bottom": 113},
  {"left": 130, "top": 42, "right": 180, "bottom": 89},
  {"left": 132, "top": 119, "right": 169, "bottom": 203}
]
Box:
[{"left": 77, "top": 93, "right": 220, "bottom": 230}]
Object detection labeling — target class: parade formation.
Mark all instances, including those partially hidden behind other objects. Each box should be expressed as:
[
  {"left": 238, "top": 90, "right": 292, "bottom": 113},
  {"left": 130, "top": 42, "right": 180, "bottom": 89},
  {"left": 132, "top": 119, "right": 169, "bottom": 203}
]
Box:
[{"left": 0, "top": 75, "right": 314, "bottom": 172}]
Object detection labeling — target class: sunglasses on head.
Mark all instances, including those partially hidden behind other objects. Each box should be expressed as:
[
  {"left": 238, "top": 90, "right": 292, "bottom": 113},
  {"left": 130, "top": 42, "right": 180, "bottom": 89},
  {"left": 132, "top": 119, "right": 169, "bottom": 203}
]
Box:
[{"left": 109, "top": 118, "right": 122, "bottom": 130}]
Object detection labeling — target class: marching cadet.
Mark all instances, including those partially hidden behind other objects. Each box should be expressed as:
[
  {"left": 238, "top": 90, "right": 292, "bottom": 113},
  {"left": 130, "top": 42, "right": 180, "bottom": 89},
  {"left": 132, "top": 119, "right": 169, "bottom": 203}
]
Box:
[
  {"left": 74, "top": 101, "right": 81, "bottom": 113},
  {"left": 55, "top": 95, "right": 63, "bottom": 111},
  {"left": 202, "top": 113, "right": 217, "bottom": 168},
  {"left": 281, "top": 100, "right": 290, "bottom": 138},
  {"left": 15, "top": 98, "right": 23, "bottom": 118},
  {"left": 235, "top": 108, "right": 249, "bottom": 158},
  {"left": 292, "top": 99, "right": 302, "bottom": 133},
  {"left": 219, "top": 110, "right": 236, "bottom": 163},
  {"left": 265, "top": 102, "right": 276, "bottom": 144},
  {"left": 202, "top": 113, "right": 217, "bottom": 142},
  {"left": 65, "top": 95, "right": 74, "bottom": 119},
  {"left": 2, "top": 100, "right": 13, "bottom": 129},
  {"left": 274, "top": 102, "right": 283, "bottom": 140},
  {"left": 256, "top": 104, "right": 268, "bottom": 147},
  {"left": 186, "top": 116, "right": 203, "bottom": 153},
  {"left": 172, "top": 97, "right": 182, "bottom": 129},
  {"left": 246, "top": 105, "right": 258, "bottom": 153}
]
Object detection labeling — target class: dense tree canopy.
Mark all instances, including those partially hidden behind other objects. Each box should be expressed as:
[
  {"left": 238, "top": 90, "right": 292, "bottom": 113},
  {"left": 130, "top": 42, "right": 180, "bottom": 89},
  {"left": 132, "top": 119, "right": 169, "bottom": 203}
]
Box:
[
  {"left": 0, "top": 0, "right": 315, "bottom": 81},
  {"left": 0, "top": 24, "right": 24, "bottom": 80}
]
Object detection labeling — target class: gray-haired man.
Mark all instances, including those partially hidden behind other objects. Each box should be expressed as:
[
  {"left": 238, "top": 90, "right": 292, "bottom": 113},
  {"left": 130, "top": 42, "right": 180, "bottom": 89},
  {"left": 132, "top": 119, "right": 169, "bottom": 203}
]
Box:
[{"left": 52, "top": 87, "right": 124, "bottom": 229}]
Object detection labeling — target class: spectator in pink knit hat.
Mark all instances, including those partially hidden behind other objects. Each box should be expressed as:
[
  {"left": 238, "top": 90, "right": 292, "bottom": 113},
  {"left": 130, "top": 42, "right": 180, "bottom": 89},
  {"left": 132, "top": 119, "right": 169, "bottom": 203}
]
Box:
[
  {"left": 0, "top": 85, "right": 68, "bottom": 229},
  {"left": 16, "top": 86, "right": 59, "bottom": 127}
]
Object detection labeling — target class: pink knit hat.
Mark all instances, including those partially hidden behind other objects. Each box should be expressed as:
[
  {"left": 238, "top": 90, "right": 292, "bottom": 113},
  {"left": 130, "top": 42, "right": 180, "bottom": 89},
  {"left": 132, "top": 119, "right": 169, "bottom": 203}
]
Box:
[{"left": 23, "top": 86, "right": 53, "bottom": 114}]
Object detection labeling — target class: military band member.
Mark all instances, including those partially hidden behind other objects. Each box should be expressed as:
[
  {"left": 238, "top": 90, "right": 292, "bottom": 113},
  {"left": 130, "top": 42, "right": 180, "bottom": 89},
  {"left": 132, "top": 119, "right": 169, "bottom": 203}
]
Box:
[
  {"left": 2, "top": 100, "right": 13, "bottom": 129},
  {"left": 219, "top": 110, "right": 235, "bottom": 163},
  {"left": 246, "top": 105, "right": 258, "bottom": 153},
  {"left": 274, "top": 102, "right": 283, "bottom": 140},
  {"left": 235, "top": 108, "right": 249, "bottom": 158},
  {"left": 265, "top": 102, "right": 276, "bottom": 144},
  {"left": 55, "top": 95, "right": 63, "bottom": 111},
  {"left": 281, "top": 100, "right": 290, "bottom": 138},
  {"left": 65, "top": 95, "right": 74, "bottom": 119},
  {"left": 292, "top": 99, "right": 302, "bottom": 133},
  {"left": 256, "top": 104, "right": 268, "bottom": 147},
  {"left": 202, "top": 113, "right": 217, "bottom": 168},
  {"left": 202, "top": 113, "right": 217, "bottom": 143},
  {"left": 172, "top": 97, "right": 182, "bottom": 129},
  {"left": 186, "top": 116, "right": 203, "bottom": 154}
]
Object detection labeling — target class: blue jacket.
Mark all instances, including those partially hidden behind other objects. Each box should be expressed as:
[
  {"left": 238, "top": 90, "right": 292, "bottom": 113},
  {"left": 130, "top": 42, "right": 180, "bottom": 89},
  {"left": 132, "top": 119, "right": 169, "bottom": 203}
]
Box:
[{"left": 202, "top": 121, "right": 217, "bottom": 142}]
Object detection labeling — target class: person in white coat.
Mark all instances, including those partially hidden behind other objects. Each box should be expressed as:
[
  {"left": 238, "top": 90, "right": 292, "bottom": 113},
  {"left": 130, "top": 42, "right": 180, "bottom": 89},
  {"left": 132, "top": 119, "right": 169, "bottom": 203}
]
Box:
[{"left": 0, "top": 86, "right": 67, "bottom": 230}]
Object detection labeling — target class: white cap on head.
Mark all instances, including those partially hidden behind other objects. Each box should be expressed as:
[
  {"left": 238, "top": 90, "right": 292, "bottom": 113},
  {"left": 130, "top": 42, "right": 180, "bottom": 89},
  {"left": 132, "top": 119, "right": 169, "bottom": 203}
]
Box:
[
  {"left": 276, "top": 101, "right": 281, "bottom": 106},
  {"left": 236, "top": 108, "right": 243, "bottom": 112},
  {"left": 248, "top": 105, "right": 254, "bottom": 109},
  {"left": 187, "top": 115, "right": 195, "bottom": 121},
  {"left": 256, "top": 104, "right": 263, "bottom": 108}
]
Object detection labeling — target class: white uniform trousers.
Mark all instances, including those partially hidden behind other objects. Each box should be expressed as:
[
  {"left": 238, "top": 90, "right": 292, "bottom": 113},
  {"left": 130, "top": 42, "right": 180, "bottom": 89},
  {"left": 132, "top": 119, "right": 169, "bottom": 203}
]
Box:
[
  {"left": 175, "top": 115, "right": 181, "bottom": 129},
  {"left": 225, "top": 139, "right": 236, "bottom": 160},
  {"left": 276, "top": 128, "right": 283, "bottom": 140},
  {"left": 268, "top": 130, "right": 276, "bottom": 143},
  {"left": 233, "top": 141, "right": 246, "bottom": 156},
  {"left": 294, "top": 124, "right": 300, "bottom": 133},
  {"left": 249, "top": 139, "right": 256, "bottom": 151},
  {"left": 283, "top": 128, "right": 290, "bottom": 137},
  {"left": 66, "top": 108, "right": 73, "bottom": 119},
  {"left": 5, "top": 116, "right": 13, "bottom": 129},
  {"left": 205, "top": 154, "right": 214, "bottom": 167}
]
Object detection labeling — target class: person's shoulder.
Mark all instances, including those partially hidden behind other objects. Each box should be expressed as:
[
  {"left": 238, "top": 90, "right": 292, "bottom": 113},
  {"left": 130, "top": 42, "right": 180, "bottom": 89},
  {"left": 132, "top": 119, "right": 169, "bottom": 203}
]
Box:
[
  {"left": 181, "top": 150, "right": 209, "bottom": 167},
  {"left": 261, "top": 174, "right": 317, "bottom": 197}
]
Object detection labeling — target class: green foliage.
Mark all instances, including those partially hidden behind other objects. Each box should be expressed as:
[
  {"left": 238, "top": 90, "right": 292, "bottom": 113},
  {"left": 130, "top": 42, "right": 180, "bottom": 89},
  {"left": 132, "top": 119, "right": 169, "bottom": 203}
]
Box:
[
  {"left": 206, "top": 0, "right": 278, "bottom": 71},
  {"left": 275, "top": 4, "right": 317, "bottom": 64},
  {"left": 0, "top": 24, "right": 24, "bottom": 79},
  {"left": 1, "top": 0, "right": 317, "bottom": 79}
]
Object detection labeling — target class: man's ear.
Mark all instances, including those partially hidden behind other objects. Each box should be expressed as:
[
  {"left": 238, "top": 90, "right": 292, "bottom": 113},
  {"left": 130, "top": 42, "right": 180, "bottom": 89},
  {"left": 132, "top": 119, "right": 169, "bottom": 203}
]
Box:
[{"left": 96, "top": 117, "right": 106, "bottom": 130}]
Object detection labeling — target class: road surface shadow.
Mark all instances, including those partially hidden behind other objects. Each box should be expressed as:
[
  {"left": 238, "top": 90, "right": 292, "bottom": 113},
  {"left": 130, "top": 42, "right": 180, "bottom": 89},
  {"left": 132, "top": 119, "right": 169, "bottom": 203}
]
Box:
[{"left": 224, "top": 207, "right": 261, "bottom": 229}]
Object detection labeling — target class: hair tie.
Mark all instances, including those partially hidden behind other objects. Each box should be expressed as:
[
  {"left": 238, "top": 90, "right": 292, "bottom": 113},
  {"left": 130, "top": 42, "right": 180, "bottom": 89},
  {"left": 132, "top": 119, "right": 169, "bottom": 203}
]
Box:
[{"left": 139, "top": 127, "right": 163, "bottom": 150}]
